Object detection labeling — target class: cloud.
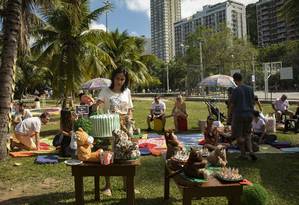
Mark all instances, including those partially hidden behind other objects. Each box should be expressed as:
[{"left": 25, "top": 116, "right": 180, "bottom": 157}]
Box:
[
  {"left": 123, "top": 0, "right": 257, "bottom": 19},
  {"left": 89, "top": 20, "right": 107, "bottom": 31},
  {"left": 123, "top": 0, "right": 150, "bottom": 17},
  {"left": 130, "top": 31, "right": 139, "bottom": 36}
]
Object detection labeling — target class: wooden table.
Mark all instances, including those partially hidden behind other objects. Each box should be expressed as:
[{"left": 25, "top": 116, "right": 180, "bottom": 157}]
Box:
[
  {"left": 71, "top": 160, "right": 140, "bottom": 205},
  {"left": 164, "top": 165, "right": 243, "bottom": 205}
]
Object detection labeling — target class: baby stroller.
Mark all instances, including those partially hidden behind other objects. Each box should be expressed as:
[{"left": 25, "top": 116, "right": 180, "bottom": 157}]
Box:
[{"left": 204, "top": 100, "right": 226, "bottom": 122}]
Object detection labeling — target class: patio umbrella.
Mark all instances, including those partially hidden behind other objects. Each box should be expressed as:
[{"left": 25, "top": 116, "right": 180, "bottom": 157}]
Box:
[
  {"left": 199, "top": 74, "right": 236, "bottom": 88},
  {"left": 81, "top": 78, "right": 111, "bottom": 90}
]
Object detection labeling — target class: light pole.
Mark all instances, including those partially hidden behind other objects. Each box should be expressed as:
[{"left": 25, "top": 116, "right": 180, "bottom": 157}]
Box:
[
  {"left": 252, "top": 56, "right": 256, "bottom": 91},
  {"left": 104, "top": 0, "right": 110, "bottom": 32},
  {"left": 198, "top": 40, "right": 204, "bottom": 83},
  {"left": 180, "top": 43, "right": 189, "bottom": 95},
  {"left": 166, "top": 64, "right": 169, "bottom": 93}
]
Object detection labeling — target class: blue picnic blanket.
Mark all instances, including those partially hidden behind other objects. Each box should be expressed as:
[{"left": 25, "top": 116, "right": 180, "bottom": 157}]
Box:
[
  {"left": 35, "top": 155, "right": 59, "bottom": 164},
  {"left": 176, "top": 133, "right": 204, "bottom": 148}
]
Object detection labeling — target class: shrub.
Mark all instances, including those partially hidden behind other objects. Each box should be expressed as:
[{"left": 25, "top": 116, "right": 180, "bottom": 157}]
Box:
[{"left": 241, "top": 183, "right": 268, "bottom": 205}]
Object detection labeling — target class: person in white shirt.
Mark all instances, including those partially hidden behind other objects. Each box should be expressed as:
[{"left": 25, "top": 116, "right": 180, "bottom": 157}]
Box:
[
  {"left": 13, "top": 102, "right": 33, "bottom": 127},
  {"left": 147, "top": 95, "right": 166, "bottom": 131},
  {"left": 12, "top": 112, "right": 50, "bottom": 150},
  {"left": 95, "top": 67, "right": 134, "bottom": 197},
  {"left": 252, "top": 110, "right": 266, "bottom": 144},
  {"left": 272, "top": 94, "right": 294, "bottom": 121}
]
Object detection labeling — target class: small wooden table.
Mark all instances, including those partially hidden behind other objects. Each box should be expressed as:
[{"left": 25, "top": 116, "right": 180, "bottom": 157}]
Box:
[
  {"left": 71, "top": 160, "right": 140, "bottom": 205},
  {"left": 164, "top": 165, "right": 243, "bottom": 205}
]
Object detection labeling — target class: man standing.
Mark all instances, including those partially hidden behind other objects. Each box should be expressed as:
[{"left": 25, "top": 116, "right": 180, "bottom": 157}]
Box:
[
  {"left": 231, "top": 73, "right": 257, "bottom": 161},
  {"left": 147, "top": 95, "right": 166, "bottom": 131},
  {"left": 12, "top": 112, "right": 51, "bottom": 150}
]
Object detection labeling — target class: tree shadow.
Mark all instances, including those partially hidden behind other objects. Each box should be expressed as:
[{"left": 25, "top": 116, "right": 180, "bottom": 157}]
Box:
[
  {"left": 0, "top": 192, "right": 180, "bottom": 205},
  {"left": 228, "top": 152, "right": 299, "bottom": 204}
]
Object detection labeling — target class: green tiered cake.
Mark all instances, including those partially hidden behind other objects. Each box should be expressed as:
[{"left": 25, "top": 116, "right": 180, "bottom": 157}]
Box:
[{"left": 90, "top": 114, "right": 120, "bottom": 138}]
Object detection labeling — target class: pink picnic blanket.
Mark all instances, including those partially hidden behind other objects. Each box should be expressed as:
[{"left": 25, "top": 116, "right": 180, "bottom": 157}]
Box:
[{"left": 138, "top": 137, "right": 167, "bottom": 156}]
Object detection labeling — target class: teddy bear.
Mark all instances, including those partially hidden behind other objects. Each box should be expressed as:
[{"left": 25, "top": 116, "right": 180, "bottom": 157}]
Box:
[
  {"left": 207, "top": 145, "right": 227, "bottom": 167},
  {"left": 76, "top": 128, "right": 101, "bottom": 162},
  {"left": 164, "top": 129, "right": 183, "bottom": 159},
  {"left": 112, "top": 129, "right": 140, "bottom": 160},
  {"left": 184, "top": 148, "right": 208, "bottom": 179}
]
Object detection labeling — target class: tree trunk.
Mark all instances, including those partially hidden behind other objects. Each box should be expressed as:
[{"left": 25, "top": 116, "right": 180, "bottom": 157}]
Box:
[{"left": 0, "top": 0, "right": 21, "bottom": 160}]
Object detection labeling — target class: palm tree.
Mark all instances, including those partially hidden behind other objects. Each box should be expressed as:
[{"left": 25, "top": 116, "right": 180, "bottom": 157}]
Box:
[
  {"left": 32, "top": 0, "right": 113, "bottom": 106},
  {"left": 0, "top": 0, "right": 56, "bottom": 55},
  {"left": 100, "top": 30, "right": 153, "bottom": 87},
  {"left": 0, "top": 0, "right": 22, "bottom": 160}
]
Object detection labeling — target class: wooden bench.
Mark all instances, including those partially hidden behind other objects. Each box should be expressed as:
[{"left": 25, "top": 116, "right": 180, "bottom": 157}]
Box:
[
  {"left": 71, "top": 160, "right": 140, "bottom": 205},
  {"left": 164, "top": 165, "right": 243, "bottom": 205}
]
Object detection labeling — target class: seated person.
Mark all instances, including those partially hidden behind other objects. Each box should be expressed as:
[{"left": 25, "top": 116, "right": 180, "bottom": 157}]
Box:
[
  {"left": 12, "top": 112, "right": 50, "bottom": 150},
  {"left": 284, "top": 106, "right": 299, "bottom": 133},
  {"left": 79, "top": 92, "right": 95, "bottom": 115},
  {"left": 204, "top": 116, "right": 228, "bottom": 151},
  {"left": 147, "top": 95, "right": 166, "bottom": 131},
  {"left": 272, "top": 94, "right": 294, "bottom": 121},
  {"left": 53, "top": 112, "right": 78, "bottom": 156},
  {"left": 12, "top": 102, "right": 33, "bottom": 127},
  {"left": 171, "top": 95, "right": 188, "bottom": 131},
  {"left": 252, "top": 110, "right": 266, "bottom": 144}
]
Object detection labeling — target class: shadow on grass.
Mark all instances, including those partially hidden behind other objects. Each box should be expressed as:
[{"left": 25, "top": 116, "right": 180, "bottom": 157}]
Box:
[
  {"left": 105, "top": 197, "right": 180, "bottom": 205},
  {"left": 228, "top": 153, "right": 299, "bottom": 204},
  {"left": 0, "top": 192, "right": 180, "bottom": 205}
]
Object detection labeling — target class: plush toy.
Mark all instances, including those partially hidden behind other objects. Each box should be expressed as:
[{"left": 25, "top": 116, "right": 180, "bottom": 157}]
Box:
[
  {"left": 207, "top": 145, "right": 227, "bottom": 167},
  {"left": 184, "top": 148, "right": 208, "bottom": 179},
  {"left": 76, "top": 128, "right": 101, "bottom": 162},
  {"left": 164, "top": 129, "right": 183, "bottom": 159},
  {"left": 112, "top": 129, "right": 140, "bottom": 160}
]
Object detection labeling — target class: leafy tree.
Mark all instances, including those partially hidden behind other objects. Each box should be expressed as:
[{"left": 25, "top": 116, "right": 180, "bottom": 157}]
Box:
[
  {"left": 32, "top": 0, "right": 113, "bottom": 105},
  {"left": 279, "top": 0, "right": 299, "bottom": 35},
  {"left": 99, "top": 30, "right": 154, "bottom": 88},
  {"left": 185, "top": 25, "right": 257, "bottom": 84}
]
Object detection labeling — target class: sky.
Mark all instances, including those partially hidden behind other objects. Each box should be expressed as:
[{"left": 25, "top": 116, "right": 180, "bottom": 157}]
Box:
[{"left": 90, "top": 0, "right": 258, "bottom": 37}]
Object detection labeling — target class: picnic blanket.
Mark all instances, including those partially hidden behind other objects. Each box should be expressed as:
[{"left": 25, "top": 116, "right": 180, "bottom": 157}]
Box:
[
  {"left": 138, "top": 136, "right": 167, "bottom": 156},
  {"left": 137, "top": 133, "right": 204, "bottom": 156},
  {"left": 176, "top": 133, "right": 204, "bottom": 148},
  {"left": 280, "top": 147, "right": 299, "bottom": 153},
  {"left": 30, "top": 107, "right": 61, "bottom": 116},
  {"left": 35, "top": 155, "right": 59, "bottom": 164},
  {"left": 9, "top": 139, "right": 57, "bottom": 157}
]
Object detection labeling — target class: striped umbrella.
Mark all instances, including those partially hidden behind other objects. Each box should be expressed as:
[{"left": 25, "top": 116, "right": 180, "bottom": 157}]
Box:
[{"left": 199, "top": 74, "right": 236, "bottom": 88}]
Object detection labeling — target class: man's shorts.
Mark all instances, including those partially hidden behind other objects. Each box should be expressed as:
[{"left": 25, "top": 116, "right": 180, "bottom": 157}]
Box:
[
  {"left": 14, "top": 132, "right": 37, "bottom": 150},
  {"left": 232, "top": 116, "right": 252, "bottom": 139},
  {"left": 148, "top": 114, "right": 164, "bottom": 121}
]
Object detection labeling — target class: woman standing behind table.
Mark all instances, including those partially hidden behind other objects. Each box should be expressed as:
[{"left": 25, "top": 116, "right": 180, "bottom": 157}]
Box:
[
  {"left": 171, "top": 95, "right": 188, "bottom": 131},
  {"left": 95, "top": 67, "right": 133, "bottom": 196}
]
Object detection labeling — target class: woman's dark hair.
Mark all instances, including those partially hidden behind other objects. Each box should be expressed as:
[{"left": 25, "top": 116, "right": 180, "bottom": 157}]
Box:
[
  {"left": 109, "top": 67, "right": 129, "bottom": 92},
  {"left": 253, "top": 110, "right": 260, "bottom": 118}
]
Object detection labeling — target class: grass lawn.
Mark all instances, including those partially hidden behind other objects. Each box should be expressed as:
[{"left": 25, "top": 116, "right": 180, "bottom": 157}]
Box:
[{"left": 1, "top": 99, "right": 299, "bottom": 205}]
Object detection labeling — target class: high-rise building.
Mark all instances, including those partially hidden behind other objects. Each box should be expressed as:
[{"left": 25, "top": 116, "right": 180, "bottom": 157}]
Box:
[
  {"left": 174, "top": 1, "right": 247, "bottom": 56},
  {"left": 246, "top": 3, "right": 258, "bottom": 45},
  {"left": 256, "top": 0, "right": 299, "bottom": 47},
  {"left": 150, "top": 0, "right": 181, "bottom": 62}
]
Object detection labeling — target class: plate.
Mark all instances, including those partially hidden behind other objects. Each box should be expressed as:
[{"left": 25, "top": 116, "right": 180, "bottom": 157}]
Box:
[
  {"left": 64, "top": 159, "right": 83, "bottom": 166},
  {"left": 215, "top": 174, "right": 243, "bottom": 182}
]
